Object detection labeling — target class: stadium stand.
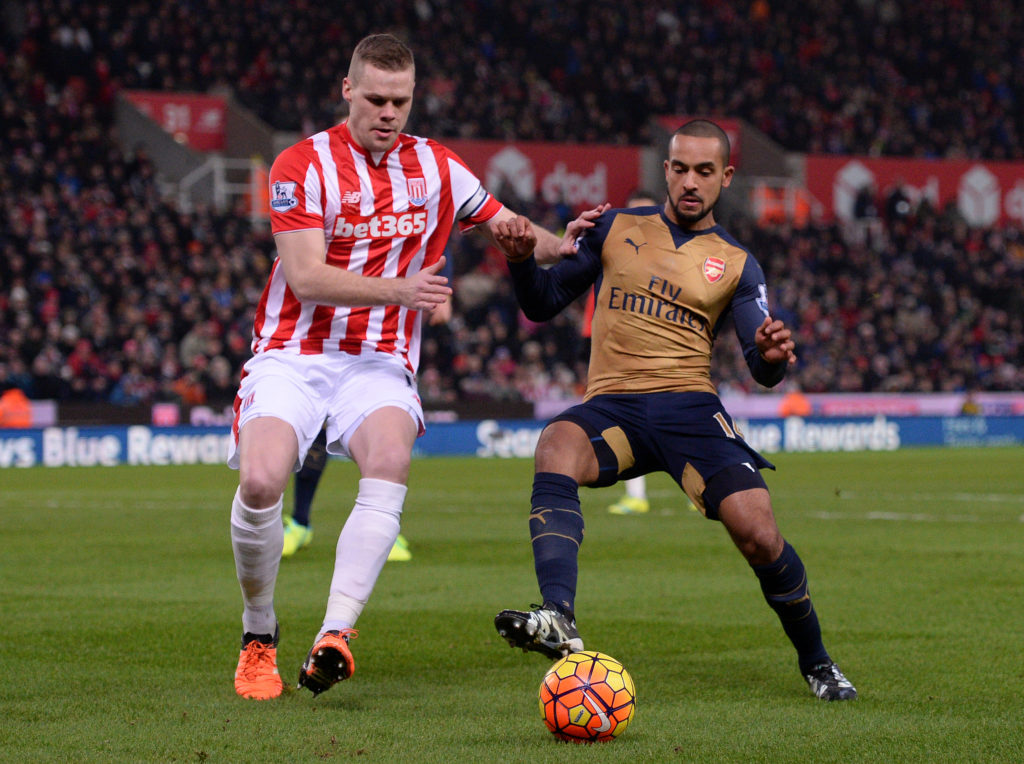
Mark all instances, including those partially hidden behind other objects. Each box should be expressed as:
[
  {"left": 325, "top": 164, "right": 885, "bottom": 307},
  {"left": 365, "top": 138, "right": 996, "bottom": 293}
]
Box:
[
  {"left": 1, "top": 0, "right": 1022, "bottom": 412},
  {"left": 8, "top": 0, "right": 1021, "bottom": 157}
]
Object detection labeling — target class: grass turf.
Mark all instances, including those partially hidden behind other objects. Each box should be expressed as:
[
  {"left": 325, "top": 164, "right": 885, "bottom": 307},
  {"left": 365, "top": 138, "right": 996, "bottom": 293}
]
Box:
[{"left": 1, "top": 447, "right": 1022, "bottom": 762}]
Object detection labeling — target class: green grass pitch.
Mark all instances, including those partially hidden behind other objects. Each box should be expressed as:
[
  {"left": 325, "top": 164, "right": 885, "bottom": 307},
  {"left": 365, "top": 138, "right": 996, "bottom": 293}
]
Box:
[{"left": 2, "top": 447, "right": 1022, "bottom": 762}]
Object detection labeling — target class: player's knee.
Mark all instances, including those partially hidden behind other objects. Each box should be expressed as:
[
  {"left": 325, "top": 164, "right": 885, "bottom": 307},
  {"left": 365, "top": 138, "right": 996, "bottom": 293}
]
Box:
[
  {"left": 715, "top": 483, "right": 784, "bottom": 564},
  {"left": 357, "top": 449, "right": 411, "bottom": 484},
  {"left": 734, "top": 526, "right": 784, "bottom": 565},
  {"left": 533, "top": 433, "right": 561, "bottom": 470},
  {"left": 239, "top": 471, "right": 286, "bottom": 509}
]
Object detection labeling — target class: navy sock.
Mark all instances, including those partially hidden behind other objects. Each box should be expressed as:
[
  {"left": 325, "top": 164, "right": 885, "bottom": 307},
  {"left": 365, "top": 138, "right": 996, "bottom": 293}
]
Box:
[
  {"left": 292, "top": 429, "right": 328, "bottom": 527},
  {"left": 751, "top": 541, "right": 830, "bottom": 671},
  {"left": 292, "top": 468, "right": 320, "bottom": 527},
  {"left": 529, "top": 472, "right": 584, "bottom": 617}
]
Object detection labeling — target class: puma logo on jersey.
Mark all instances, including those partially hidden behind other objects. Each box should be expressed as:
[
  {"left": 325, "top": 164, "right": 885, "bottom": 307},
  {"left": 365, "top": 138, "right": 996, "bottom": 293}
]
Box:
[{"left": 625, "top": 237, "right": 646, "bottom": 255}]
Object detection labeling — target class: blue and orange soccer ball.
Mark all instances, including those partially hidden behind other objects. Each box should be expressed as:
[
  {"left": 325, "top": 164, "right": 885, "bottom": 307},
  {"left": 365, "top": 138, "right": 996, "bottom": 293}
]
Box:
[{"left": 538, "top": 651, "right": 636, "bottom": 743}]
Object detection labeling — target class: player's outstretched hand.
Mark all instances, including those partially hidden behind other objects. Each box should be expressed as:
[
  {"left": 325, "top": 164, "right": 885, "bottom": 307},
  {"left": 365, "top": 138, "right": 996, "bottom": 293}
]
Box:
[
  {"left": 398, "top": 256, "right": 452, "bottom": 310},
  {"left": 559, "top": 203, "right": 611, "bottom": 257},
  {"left": 756, "top": 316, "right": 797, "bottom": 365},
  {"left": 493, "top": 215, "right": 538, "bottom": 263}
]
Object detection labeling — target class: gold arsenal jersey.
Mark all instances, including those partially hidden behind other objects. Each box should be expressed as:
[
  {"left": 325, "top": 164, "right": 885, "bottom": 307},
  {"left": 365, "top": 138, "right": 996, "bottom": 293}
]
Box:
[{"left": 508, "top": 206, "right": 783, "bottom": 399}]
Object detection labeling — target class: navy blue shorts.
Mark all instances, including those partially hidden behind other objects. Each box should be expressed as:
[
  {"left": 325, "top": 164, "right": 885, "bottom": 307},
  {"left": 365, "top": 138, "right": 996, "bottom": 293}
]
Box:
[{"left": 550, "top": 391, "right": 773, "bottom": 520}]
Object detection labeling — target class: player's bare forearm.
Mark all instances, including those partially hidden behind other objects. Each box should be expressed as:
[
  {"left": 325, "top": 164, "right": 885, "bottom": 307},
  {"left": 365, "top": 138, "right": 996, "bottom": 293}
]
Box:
[
  {"left": 300, "top": 265, "right": 450, "bottom": 310},
  {"left": 532, "top": 226, "right": 564, "bottom": 266},
  {"left": 485, "top": 204, "right": 609, "bottom": 266},
  {"left": 277, "top": 230, "right": 450, "bottom": 309}
]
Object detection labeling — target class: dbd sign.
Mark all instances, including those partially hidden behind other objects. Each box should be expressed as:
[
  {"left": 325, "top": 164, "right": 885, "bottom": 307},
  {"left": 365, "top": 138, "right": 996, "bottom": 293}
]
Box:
[
  {"left": 808, "top": 155, "right": 1024, "bottom": 226},
  {"left": 446, "top": 139, "right": 641, "bottom": 209}
]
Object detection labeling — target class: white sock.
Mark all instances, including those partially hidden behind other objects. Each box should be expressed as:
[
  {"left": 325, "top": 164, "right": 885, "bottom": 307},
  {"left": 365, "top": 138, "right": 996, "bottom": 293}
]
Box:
[
  {"left": 321, "top": 478, "right": 406, "bottom": 634},
  {"left": 230, "top": 487, "right": 283, "bottom": 636},
  {"left": 625, "top": 475, "right": 647, "bottom": 500}
]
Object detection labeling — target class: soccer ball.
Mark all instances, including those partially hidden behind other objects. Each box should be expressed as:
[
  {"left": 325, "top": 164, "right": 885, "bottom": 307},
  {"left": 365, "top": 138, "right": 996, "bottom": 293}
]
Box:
[{"left": 538, "top": 651, "right": 636, "bottom": 743}]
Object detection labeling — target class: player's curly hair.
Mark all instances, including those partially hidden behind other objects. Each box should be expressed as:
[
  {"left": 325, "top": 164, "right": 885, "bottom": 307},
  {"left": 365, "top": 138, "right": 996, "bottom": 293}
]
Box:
[{"left": 349, "top": 33, "right": 415, "bottom": 81}]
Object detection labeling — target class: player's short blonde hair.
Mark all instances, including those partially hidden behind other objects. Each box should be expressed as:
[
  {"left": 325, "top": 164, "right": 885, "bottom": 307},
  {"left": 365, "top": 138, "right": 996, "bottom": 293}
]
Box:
[{"left": 349, "top": 33, "right": 415, "bottom": 83}]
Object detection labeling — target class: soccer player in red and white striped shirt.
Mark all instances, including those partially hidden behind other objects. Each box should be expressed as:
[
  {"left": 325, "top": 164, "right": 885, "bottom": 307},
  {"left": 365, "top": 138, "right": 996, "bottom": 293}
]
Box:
[{"left": 229, "top": 33, "right": 601, "bottom": 700}]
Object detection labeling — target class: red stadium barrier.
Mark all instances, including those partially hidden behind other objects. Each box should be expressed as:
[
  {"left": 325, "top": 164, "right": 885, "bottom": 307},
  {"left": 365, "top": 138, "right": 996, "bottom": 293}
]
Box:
[
  {"left": 124, "top": 91, "right": 227, "bottom": 151},
  {"left": 806, "top": 155, "right": 1024, "bottom": 227},
  {"left": 444, "top": 139, "right": 641, "bottom": 211}
]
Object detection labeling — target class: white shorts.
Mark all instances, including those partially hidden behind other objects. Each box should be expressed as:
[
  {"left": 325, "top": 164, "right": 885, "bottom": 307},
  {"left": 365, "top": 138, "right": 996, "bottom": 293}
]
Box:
[{"left": 227, "top": 351, "right": 424, "bottom": 471}]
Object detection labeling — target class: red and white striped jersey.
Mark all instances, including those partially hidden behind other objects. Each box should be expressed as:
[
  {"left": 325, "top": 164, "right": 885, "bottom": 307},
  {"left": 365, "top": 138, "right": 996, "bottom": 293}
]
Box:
[{"left": 256, "top": 121, "right": 503, "bottom": 372}]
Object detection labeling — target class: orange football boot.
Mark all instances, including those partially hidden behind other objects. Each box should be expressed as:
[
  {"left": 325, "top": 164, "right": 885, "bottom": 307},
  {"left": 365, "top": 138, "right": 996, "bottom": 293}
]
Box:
[
  {"left": 297, "top": 628, "right": 358, "bottom": 696},
  {"left": 234, "top": 628, "right": 282, "bottom": 700}
]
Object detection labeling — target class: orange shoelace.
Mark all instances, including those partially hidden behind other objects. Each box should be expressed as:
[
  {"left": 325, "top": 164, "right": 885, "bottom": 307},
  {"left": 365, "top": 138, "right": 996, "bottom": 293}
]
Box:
[{"left": 237, "top": 642, "right": 277, "bottom": 680}]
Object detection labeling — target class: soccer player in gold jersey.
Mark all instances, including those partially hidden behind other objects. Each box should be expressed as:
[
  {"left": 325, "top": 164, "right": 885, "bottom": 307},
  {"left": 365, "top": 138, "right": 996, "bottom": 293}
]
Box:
[{"left": 492, "top": 120, "right": 856, "bottom": 701}]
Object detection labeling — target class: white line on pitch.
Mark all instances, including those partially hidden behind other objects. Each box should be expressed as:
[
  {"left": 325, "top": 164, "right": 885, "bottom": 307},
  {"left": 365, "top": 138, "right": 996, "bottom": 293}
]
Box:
[
  {"left": 807, "top": 510, "right": 1022, "bottom": 523},
  {"left": 833, "top": 491, "right": 1024, "bottom": 504}
]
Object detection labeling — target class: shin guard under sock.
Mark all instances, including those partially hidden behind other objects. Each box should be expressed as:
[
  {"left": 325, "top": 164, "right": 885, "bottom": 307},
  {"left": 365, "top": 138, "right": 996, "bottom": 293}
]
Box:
[
  {"left": 230, "top": 488, "right": 283, "bottom": 636},
  {"left": 529, "top": 472, "right": 584, "bottom": 616},
  {"left": 752, "top": 540, "right": 830, "bottom": 670}
]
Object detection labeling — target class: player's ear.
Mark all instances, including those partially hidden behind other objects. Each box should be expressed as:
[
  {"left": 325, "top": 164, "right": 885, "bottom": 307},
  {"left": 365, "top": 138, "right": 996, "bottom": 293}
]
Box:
[{"left": 721, "top": 165, "right": 735, "bottom": 188}]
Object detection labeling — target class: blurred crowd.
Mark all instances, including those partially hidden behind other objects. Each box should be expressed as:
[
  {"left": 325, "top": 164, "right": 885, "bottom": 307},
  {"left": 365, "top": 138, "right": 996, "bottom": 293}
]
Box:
[
  {"left": 716, "top": 207, "right": 1024, "bottom": 395},
  {"left": 1, "top": 0, "right": 1023, "bottom": 413},
  {"left": 6, "top": 0, "right": 1021, "bottom": 157}
]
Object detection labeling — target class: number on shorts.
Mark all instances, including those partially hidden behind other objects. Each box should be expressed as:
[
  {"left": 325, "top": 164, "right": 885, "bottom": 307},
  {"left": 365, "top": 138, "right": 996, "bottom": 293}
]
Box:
[{"left": 713, "top": 411, "right": 736, "bottom": 439}]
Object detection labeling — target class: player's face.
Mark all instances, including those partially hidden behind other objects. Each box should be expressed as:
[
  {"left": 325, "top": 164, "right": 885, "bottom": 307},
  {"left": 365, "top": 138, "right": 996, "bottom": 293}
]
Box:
[
  {"left": 343, "top": 63, "right": 415, "bottom": 153},
  {"left": 662, "top": 134, "right": 734, "bottom": 230}
]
